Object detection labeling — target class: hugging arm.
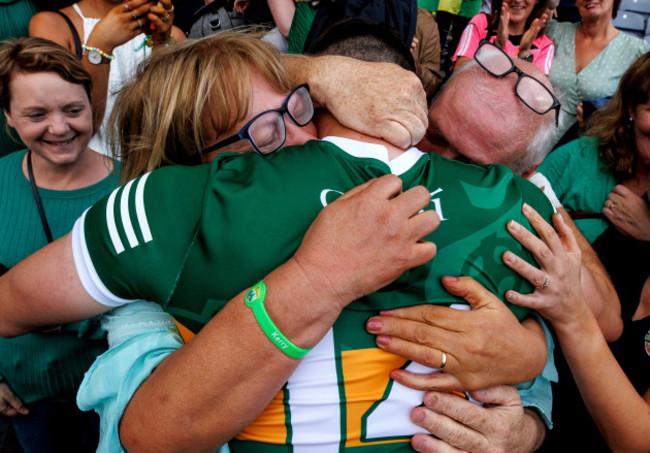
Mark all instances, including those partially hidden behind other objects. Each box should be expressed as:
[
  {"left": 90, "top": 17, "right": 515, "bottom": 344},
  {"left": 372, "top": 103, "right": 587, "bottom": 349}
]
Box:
[
  {"left": 505, "top": 205, "right": 650, "bottom": 453},
  {"left": 109, "top": 176, "right": 439, "bottom": 452},
  {"left": 283, "top": 54, "right": 428, "bottom": 149}
]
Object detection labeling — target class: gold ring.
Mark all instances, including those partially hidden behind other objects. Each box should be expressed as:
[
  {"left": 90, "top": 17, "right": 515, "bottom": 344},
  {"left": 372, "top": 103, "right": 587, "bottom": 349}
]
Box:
[
  {"left": 166, "top": 5, "right": 175, "bottom": 13},
  {"left": 538, "top": 276, "right": 550, "bottom": 290},
  {"left": 439, "top": 352, "right": 447, "bottom": 370},
  {"left": 131, "top": 11, "right": 137, "bottom": 20}
]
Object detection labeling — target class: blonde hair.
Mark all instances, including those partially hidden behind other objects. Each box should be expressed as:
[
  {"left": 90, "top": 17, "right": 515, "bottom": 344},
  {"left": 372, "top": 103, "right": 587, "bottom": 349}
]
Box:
[
  {"left": 110, "top": 32, "right": 293, "bottom": 183},
  {"left": 586, "top": 52, "right": 650, "bottom": 181}
]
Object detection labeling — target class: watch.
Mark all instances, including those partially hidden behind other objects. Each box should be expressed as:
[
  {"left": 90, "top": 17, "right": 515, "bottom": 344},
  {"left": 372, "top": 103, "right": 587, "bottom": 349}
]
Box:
[
  {"left": 87, "top": 48, "right": 103, "bottom": 64},
  {"left": 82, "top": 45, "right": 113, "bottom": 65}
]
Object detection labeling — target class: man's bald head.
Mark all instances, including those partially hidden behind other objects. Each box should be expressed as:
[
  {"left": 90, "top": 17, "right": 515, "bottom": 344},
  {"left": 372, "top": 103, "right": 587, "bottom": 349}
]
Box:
[{"left": 420, "top": 56, "right": 557, "bottom": 175}]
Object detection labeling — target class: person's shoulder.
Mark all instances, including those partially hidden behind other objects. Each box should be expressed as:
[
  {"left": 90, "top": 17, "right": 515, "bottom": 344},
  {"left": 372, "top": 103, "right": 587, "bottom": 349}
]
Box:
[
  {"left": 468, "top": 11, "right": 489, "bottom": 27},
  {"left": 29, "top": 10, "right": 70, "bottom": 32},
  {"left": 0, "top": 149, "right": 26, "bottom": 167},
  {"left": 615, "top": 30, "right": 650, "bottom": 52},
  {"left": 28, "top": 10, "right": 76, "bottom": 48},
  {"left": 546, "top": 19, "right": 576, "bottom": 38}
]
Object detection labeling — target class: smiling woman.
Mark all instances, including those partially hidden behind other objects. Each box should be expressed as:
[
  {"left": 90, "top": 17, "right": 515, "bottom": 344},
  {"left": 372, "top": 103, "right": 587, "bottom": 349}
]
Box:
[
  {"left": 452, "top": 0, "right": 555, "bottom": 74},
  {"left": 0, "top": 36, "right": 117, "bottom": 453}
]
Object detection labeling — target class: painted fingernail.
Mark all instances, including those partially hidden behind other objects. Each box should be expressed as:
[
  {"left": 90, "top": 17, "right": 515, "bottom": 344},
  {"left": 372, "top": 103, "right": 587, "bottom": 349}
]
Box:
[
  {"left": 366, "top": 319, "right": 382, "bottom": 332},
  {"left": 376, "top": 335, "right": 391, "bottom": 346}
]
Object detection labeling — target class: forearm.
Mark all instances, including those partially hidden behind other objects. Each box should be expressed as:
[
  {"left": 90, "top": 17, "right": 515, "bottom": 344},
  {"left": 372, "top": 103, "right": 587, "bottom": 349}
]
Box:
[
  {"left": 560, "top": 208, "right": 622, "bottom": 341},
  {"left": 268, "top": 0, "right": 295, "bottom": 37},
  {"left": 282, "top": 54, "right": 334, "bottom": 109},
  {"left": 0, "top": 234, "right": 107, "bottom": 337},
  {"left": 554, "top": 306, "right": 650, "bottom": 452},
  {"left": 120, "top": 258, "right": 345, "bottom": 453}
]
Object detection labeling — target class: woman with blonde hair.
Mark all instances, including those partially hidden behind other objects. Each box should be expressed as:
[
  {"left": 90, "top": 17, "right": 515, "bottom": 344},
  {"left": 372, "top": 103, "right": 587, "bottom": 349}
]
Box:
[{"left": 111, "top": 31, "right": 315, "bottom": 182}]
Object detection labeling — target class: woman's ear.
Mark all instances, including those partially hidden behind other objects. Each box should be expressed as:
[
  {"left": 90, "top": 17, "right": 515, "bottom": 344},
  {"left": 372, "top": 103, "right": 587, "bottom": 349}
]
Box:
[{"left": 3, "top": 109, "right": 14, "bottom": 129}]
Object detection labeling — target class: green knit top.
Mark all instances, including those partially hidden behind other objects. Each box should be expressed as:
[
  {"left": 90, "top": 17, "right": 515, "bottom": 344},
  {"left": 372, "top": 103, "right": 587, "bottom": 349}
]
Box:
[{"left": 0, "top": 150, "right": 119, "bottom": 404}]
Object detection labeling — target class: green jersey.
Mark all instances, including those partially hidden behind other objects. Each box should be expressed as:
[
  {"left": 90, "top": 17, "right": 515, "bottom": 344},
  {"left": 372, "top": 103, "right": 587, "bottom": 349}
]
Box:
[{"left": 72, "top": 137, "right": 554, "bottom": 452}]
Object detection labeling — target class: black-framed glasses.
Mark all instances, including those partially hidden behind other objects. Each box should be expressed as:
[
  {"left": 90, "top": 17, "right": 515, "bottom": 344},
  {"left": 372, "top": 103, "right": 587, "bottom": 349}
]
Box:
[
  {"left": 474, "top": 41, "right": 560, "bottom": 126},
  {"left": 202, "top": 84, "right": 314, "bottom": 157}
]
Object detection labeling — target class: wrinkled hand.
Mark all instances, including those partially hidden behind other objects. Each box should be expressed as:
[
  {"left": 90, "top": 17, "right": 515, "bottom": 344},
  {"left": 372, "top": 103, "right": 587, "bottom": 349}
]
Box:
[
  {"left": 311, "top": 56, "right": 428, "bottom": 149},
  {"left": 292, "top": 175, "right": 439, "bottom": 310},
  {"left": 519, "top": 13, "right": 548, "bottom": 58},
  {"left": 503, "top": 204, "right": 585, "bottom": 329},
  {"left": 89, "top": 0, "right": 154, "bottom": 52},
  {"left": 603, "top": 184, "right": 650, "bottom": 241},
  {"left": 410, "top": 386, "right": 543, "bottom": 453},
  {"left": 0, "top": 381, "right": 28, "bottom": 417},
  {"left": 495, "top": 2, "right": 510, "bottom": 48},
  {"left": 366, "top": 276, "right": 546, "bottom": 392},
  {"left": 147, "top": 0, "right": 175, "bottom": 45}
]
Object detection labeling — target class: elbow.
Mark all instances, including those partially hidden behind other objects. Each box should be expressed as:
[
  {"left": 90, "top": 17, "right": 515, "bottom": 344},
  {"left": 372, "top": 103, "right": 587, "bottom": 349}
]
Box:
[{"left": 603, "top": 316, "right": 624, "bottom": 343}]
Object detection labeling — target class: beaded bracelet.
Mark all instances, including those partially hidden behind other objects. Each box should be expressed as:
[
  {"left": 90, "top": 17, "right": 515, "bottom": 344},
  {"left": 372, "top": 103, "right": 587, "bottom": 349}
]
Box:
[
  {"left": 142, "top": 35, "right": 176, "bottom": 49},
  {"left": 81, "top": 44, "right": 114, "bottom": 61}
]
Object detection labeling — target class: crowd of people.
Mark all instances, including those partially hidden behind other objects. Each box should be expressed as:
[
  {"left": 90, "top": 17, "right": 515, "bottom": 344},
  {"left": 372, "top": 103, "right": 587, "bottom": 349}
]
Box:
[{"left": 0, "top": 0, "right": 647, "bottom": 452}]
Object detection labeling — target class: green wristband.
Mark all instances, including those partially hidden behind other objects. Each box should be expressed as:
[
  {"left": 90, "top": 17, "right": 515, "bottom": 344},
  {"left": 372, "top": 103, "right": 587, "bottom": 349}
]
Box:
[{"left": 245, "top": 281, "right": 312, "bottom": 359}]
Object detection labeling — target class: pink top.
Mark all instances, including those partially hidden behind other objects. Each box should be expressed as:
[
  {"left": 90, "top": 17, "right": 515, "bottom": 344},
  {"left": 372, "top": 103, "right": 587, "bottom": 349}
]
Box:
[{"left": 453, "top": 13, "right": 555, "bottom": 74}]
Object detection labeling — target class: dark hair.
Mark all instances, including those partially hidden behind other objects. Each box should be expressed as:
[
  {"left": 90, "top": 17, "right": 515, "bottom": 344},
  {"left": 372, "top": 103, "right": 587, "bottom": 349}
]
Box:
[
  {"left": 487, "top": 0, "right": 552, "bottom": 39},
  {"left": 0, "top": 37, "right": 92, "bottom": 112},
  {"left": 306, "top": 17, "right": 416, "bottom": 72},
  {"left": 612, "top": 0, "right": 622, "bottom": 18},
  {"left": 586, "top": 52, "right": 650, "bottom": 180}
]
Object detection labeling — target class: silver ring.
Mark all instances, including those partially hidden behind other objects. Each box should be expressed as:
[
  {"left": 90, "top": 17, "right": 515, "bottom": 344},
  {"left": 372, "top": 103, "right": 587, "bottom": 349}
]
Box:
[
  {"left": 124, "top": 2, "right": 130, "bottom": 11},
  {"left": 162, "top": 14, "right": 170, "bottom": 22},
  {"left": 538, "top": 276, "right": 550, "bottom": 290},
  {"left": 439, "top": 352, "right": 447, "bottom": 370},
  {"left": 166, "top": 5, "right": 175, "bottom": 13},
  {"left": 137, "top": 18, "right": 143, "bottom": 28}
]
